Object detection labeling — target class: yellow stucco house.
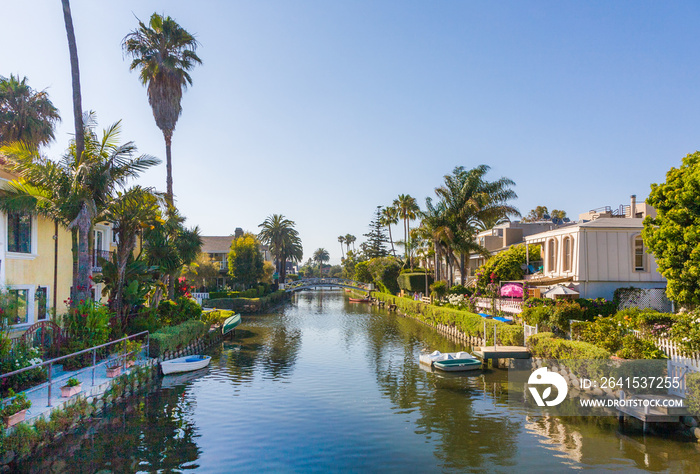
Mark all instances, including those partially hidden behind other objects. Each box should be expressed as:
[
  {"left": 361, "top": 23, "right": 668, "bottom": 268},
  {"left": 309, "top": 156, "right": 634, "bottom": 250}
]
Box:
[{"left": 0, "top": 168, "right": 115, "bottom": 333}]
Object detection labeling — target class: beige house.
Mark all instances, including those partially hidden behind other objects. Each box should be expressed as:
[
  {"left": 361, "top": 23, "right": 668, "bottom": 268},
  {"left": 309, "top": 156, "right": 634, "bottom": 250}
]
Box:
[
  {"left": 201, "top": 230, "right": 273, "bottom": 289},
  {"left": 524, "top": 196, "right": 666, "bottom": 301}
]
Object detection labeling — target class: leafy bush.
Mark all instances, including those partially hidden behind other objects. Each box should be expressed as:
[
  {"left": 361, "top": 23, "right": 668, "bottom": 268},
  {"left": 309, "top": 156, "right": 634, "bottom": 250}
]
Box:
[
  {"left": 201, "top": 309, "right": 236, "bottom": 326},
  {"left": 571, "top": 317, "right": 625, "bottom": 353},
  {"left": 522, "top": 305, "right": 554, "bottom": 328},
  {"left": 397, "top": 272, "right": 434, "bottom": 292},
  {"left": 430, "top": 281, "right": 448, "bottom": 300},
  {"left": 367, "top": 257, "right": 402, "bottom": 294},
  {"left": 615, "top": 334, "right": 667, "bottom": 359},
  {"left": 687, "top": 372, "right": 700, "bottom": 416},
  {"left": 668, "top": 312, "right": 700, "bottom": 353},
  {"left": 475, "top": 244, "right": 540, "bottom": 292},
  {"left": 125, "top": 308, "right": 161, "bottom": 335},
  {"left": 550, "top": 301, "right": 584, "bottom": 333},
  {"left": 354, "top": 261, "right": 372, "bottom": 283},
  {"left": 59, "top": 300, "right": 112, "bottom": 369},
  {"left": 527, "top": 332, "right": 611, "bottom": 359},
  {"left": 148, "top": 320, "right": 211, "bottom": 358},
  {"left": 448, "top": 284, "right": 470, "bottom": 295},
  {"left": 577, "top": 298, "right": 617, "bottom": 319},
  {"left": 522, "top": 297, "right": 555, "bottom": 309},
  {"left": 373, "top": 292, "right": 523, "bottom": 345},
  {"left": 157, "top": 297, "right": 202, "bottom": 326},
  {"left": 0, "top": 341, "right": 46, "bottom": 396}
]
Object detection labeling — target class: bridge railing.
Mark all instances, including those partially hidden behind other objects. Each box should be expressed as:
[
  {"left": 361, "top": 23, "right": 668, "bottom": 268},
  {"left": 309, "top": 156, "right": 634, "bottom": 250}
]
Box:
[{"left": 285, "top": 278, "right": 372, "bottom": 292}]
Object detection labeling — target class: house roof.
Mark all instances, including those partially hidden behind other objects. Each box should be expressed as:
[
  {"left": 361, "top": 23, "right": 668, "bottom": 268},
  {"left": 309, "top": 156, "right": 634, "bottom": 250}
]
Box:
[
  {"left": 577, "top": 217, "right": 644, "bottom": 229},
  {"left": 201, "top": 236, "right": 235, "bottom": 254}
]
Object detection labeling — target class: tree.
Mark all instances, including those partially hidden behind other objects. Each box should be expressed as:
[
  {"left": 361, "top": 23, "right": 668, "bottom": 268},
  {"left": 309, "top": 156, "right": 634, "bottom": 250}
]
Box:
[
  {"left": 393, "top": 194, "right": 420, "bottom": 264},
  {"left": 474, "top": 244, "right": 540, "bottom": 293},
  {"left": 258, "top": 214, "right": 303, "bottom": 283},
  {"left": 181, "top": 252, "right": 221, "bottom": 290},
  {"left": 363, "top": 206, "right": 389, "bottom": 259},
  {"left": 313, "top": 248, "right": 330, "bottom": 276},
  {"left": 123, "top": 13, "right": 202, "bottom": 207},
  {"left": 523, "top": 206, "right": 549, "bottom": 222},
  {"left": 227, "top": 232, "right": 264, "bottom": 287},
  {"left": 345, "top": 234, "right": 356, "bottom": 252},
  {"left": 380, "top": 206, "right": 399, "bottom": 257},
  {"left": 0, "top": 75, "right": 61, "bottom": 147},
  {"left": 338, "top": 235, "right": 346, "bottom": 258},
  {"left": 550, "top": 209, "right": 567, "bottom": 220},
  {"left": 0, "top": 116, "right": 160, "bottom": 305},
  {"left": 643, "top": 151, "right": 700, "bottom": 306},
  {"left": 61, "top": 0, "right": 85, "bottom": 165}
]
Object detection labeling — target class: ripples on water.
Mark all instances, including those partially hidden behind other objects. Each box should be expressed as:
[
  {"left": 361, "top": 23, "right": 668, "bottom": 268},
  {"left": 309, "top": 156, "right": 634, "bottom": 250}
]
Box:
[{"left": 19, "top": 291, "right": 700, "bottom": 472}]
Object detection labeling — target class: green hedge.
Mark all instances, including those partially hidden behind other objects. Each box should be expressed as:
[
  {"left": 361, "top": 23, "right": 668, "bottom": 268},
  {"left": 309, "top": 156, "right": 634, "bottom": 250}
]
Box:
[
  {"left": 203, "top": 291, "right": 289, "bottom": 312},
  {"left": 397, "top": 273, "right": 434, "bottom": 292},
  {"left": 373, "top": 291, "right": 523, "bottom": 345},
  {"left": 148, "top": 320, "right": 210, "bottom": 358},
  {"left": 527, "top": 332, "right": 611, "bottom": 359},
  {"left": 687, "top": 372, "right": 700, "bottom": 416},
  {"left": 209, "top": 288, "right": 263, "bottom": 299}
]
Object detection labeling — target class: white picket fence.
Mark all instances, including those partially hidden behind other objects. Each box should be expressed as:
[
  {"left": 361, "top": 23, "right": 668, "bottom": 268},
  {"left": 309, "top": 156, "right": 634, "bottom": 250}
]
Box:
[
  {"left": 632, "top": 329, "right": 700, "bottom": 398},
  {"left": 474, "top": 297, "right": 523, "bottom": 315},
  {"left": 524, "top": 323, "right": 538, "bottom": 340},
  {"left": 192, "top": 292, "right": 209, "bottom": 306}
]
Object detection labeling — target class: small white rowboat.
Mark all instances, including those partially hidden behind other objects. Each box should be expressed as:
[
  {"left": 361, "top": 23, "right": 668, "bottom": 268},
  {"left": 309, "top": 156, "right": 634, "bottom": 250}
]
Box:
[
  {"left": 161, "top": 355, "right": 212, "bottom": 375},
  {"left": 419, "top": 350, "right": 482, "bottom": 372}
]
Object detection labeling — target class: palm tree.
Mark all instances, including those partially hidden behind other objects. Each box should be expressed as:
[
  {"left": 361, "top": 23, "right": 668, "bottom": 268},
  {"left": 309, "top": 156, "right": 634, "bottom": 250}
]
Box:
[
  {"left": 345, "top": 234, "right": 356, "bottom": 252},
  {"left": 61, "top": 0, "right": 85, "bottom": 163},
  {"left": 393, "top": 194, "right": 420, "bottom": 267},
  {"left": 258, "top": 214, "right": 303, "bottom": 283},
  {"left": 379, "top": 206, "right": 399, "bottom": 257},
  {"left": 0, "top": 116, "right": 160, "bottom": 305},
  {"left": 123, "top": 13, "right": 202, "bottom": 207},
  {"left": 99, "top": 185, "right": 161, "bottom": 325},
  {"left": 313, "top": 248, "right": 329, "bottom": 277},
  {"left": 338, "top": 235, "right": 346, "bottom": 258},
  {"left": 0, "top": 75, "right": 61, "bottom": 147}
]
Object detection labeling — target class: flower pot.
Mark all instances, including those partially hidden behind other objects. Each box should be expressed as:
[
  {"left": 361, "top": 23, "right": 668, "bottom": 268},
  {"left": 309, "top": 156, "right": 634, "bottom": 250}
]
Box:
[
  {"left": 61, "top": 384, "right": 82, "bottom": 398},
  {"left": 106, "top": 366, "right": 122, "bottom": 378},
  {"left": 4, "top": 409, "right": 27, "bottom": 427}
]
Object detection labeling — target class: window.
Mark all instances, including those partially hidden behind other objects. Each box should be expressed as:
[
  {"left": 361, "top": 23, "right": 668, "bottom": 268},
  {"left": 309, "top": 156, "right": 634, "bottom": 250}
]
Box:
[
  {"left": 563, "top": 237, "right": 572, "bottom": 272},
  {"left": 8, "top": 289, "right": 28, "bottom": 325},
  {"left": 36, "top": 287, "right": 48, "bottom": 321},
  {"left": 547, "top": 239, "right": 557, "bottom": 272},
  {"left": 634, "top": 236, "right": 645, "bottom": 271},
  {"left": 7, "top": 211, "right": 32, "bottom": 253}
]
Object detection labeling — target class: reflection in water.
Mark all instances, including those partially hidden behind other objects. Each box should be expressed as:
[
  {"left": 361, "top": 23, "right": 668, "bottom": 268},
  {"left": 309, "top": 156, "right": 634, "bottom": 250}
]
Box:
[{"left": 16, "top": 291, "right": 700, "bottom": 472}]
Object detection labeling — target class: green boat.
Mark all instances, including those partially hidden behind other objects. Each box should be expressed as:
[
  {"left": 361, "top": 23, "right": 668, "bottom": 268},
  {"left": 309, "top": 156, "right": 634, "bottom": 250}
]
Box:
[
  {"left": 222, "top": 313, "right": 241, "bottom": 335},
  {"left": 433, "top": 358, "right": 482, "bottom": 372}
]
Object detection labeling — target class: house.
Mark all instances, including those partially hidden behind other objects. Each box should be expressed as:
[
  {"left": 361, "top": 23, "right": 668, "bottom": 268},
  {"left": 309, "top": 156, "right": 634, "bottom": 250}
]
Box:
[
  {"left": 523, "top": 195, "right": 667, "bottom": 303},
  {"left": 201, "top": 230, "right": 273, "bottom": 289}
]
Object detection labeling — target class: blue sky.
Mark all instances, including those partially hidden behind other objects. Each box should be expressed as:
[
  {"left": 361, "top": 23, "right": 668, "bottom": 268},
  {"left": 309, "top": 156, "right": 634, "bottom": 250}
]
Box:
[{"left": 2, "top": 1, "right": 699, "bottom": 264}]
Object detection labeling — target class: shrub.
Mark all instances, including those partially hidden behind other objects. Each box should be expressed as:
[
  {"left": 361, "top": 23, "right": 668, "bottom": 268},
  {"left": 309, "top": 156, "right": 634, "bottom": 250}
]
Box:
[
  {"left": 0, "top": 342, "right": 46, "bottom": 396},
  {"left": 125, "top": 308, "right": 161, "bottom": 335},
  {"left": 550, "top": 301, "right": 584, "bottom": 333},
  {"left": 148, "top": 320, "right": 211, "bottom": 358},
  {"left": 372, "top": 292, "right": 523, "bottom": 345},
  {"left": 572, "top": 317, "right": 625, "bottom": 353},
  {"left": 448, "top": 284, "right": 470, "bottom": 295},
  {"left": 577, "top": 298, "right": 617, "bottom": 319},
  {"left": 523, "top": 297, "right": 555, "bottom": 309},
  {"left": 527, "top": 332, "right": 611, "bottom": 359},
  {"left": 397, "top": 273, "right": 434, "bottom": 292},
  {"left": 615, "top": 335, "right": 667, "bottom": 359},
  {"left": 368, "top": 257, "right": 402, "bottom": 294},
  {"left": 521, "top": 305, "right": 554, "bottom": 328},
  {"left": 687, "top": 372, "right": 700, "bottom": 416},
  {"left": 475, "top": 244, "right": 540, "bottom": 292},
  {"left": 430, "top": 281, "right": 448, "bottom": 300},
  {"left": 354, "top": 261, "right": 372, "bottom": 283}
]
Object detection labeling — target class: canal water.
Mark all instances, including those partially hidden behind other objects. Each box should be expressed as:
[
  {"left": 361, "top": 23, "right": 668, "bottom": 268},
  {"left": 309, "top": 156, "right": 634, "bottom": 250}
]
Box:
[{"left": 20, "top": 291, "right": 700, "bottom": 472}]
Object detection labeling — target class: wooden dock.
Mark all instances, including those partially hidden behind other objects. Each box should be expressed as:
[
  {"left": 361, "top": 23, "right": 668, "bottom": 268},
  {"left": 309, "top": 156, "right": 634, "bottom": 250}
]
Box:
[
  {"left": 473, "top": 346, "right": 531, "bottom": 360},
  {"left": 618, "top": 394, "right": 688, "bottom": 425}
]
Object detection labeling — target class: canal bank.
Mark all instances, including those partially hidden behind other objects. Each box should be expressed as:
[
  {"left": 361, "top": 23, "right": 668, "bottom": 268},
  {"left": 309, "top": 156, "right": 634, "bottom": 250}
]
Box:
[{"left": 11, "top": 292, "right": 700, "bottom": 471}]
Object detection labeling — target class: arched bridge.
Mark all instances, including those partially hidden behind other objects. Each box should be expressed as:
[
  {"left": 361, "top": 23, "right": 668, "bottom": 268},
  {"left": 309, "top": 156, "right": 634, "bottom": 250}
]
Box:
[{"left": 284, "top": 278, "right": 373, "bottom": 293}]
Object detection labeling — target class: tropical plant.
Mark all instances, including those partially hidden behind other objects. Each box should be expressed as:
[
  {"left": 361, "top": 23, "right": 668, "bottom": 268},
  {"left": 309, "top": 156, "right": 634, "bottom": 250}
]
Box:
[
  {"left": 345, "top": 234, "right": 356, "bottom": 252},
  {"left": 313, "top": 248, "right": 330, "bottom": 276},
  {"left": 123, "top": 12, "right": 202, "bottom": 207},
  {"left": 61, "top": 0, "right": 85, "bottom": 165},
  {"left": 258, "top": 214, "right": 303, "bottom": 283},
  {"left": 0, "top": 75, "right": 61, "bottom": 148},
  {"left": 0, "top": 116, "right": 160, "bottom": 305},
  {"left": 393, "top": 194, "right": 420, "bottom": 265},
  {"left": 338, "top": 235, "right": 345, "bottom": 257},
  {"left": 380, "top": 206, "right": 399, "bottom": 257}
]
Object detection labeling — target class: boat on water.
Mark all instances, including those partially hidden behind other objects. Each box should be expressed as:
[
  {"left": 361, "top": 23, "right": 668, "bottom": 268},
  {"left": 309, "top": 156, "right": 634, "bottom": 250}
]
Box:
[
  {"left": 161, "top": 355, "right": 212, "bottom": 375},
  {"left": 222, "top": 313, "right": 241, "bottom": 335},
  {"left": 161, "top": 367, "right": 210, "bottom": 388},
  {"left": 348, "top": 297, "right": 370, "bottom": 303},
  {"left": 419, "top": 350, "right": 482, "bottom": 372}
]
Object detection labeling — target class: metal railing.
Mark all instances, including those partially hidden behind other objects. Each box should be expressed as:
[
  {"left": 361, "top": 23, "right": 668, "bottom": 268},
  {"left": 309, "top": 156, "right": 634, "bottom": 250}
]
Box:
[{"left": 0, "top": 331, "right": 149, "bottom": 408}]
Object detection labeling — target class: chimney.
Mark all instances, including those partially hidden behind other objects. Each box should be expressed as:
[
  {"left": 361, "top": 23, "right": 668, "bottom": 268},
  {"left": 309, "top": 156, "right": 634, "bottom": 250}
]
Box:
[{"left": 630, "top": 195, "right": 636, "bottom": 218}]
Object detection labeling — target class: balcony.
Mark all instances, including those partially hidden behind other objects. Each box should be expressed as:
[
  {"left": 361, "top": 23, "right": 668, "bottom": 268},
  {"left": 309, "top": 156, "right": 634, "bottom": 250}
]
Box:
[{"left": 92, "top": 250, "right": 114, "bottom": 273}]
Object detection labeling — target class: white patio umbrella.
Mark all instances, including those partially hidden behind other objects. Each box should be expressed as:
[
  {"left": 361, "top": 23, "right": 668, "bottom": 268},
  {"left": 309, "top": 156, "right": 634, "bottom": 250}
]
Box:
[{"left": 543, "top": 285, "right": 580, "bottom": 300}]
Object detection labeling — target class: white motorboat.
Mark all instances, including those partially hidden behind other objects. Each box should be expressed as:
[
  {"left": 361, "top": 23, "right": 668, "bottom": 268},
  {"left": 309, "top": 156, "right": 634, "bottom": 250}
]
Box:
[
  {"left": 161, "top": 355, "right": 212, "bottom": 375},
  {"left": 419, "top": 350, "right": 481, "bottom": 372}
]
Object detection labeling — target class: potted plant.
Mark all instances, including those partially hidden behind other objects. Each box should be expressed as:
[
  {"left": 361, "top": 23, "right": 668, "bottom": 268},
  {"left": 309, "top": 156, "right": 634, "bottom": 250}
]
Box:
[
  {"left": 1, "top": 389, "right": 31, "bottom": 427},
  {"left": 61, "top": 377, "right": 82, "bottom": 398},
  {"left": 122, "top": 340, "right": 142, "bottom": 368},
  {"left": 106, "top": 360, "right": 122, "bottom": 378}
]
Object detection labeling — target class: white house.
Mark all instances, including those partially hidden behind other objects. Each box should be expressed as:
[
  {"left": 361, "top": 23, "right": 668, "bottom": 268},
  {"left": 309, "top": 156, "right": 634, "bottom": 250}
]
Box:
[{"left": 524, "top": 196, "right": 666, "bottom": 301}]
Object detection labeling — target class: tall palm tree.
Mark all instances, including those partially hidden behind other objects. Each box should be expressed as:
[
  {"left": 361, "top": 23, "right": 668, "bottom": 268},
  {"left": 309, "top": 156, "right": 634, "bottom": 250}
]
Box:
[
  {"left": 338, "top": 235, "right": 346, "bottom": 258},
  {"left": 0, "top": 116, "right": 160, "bottom": 305},
  {"left": 313, "top": 248, "right": 329, "bottom": 277},
  {"left": 379, "top": 206, "right": 399, "bottom": 257},
  {"left": 123, "top": 13, "right": 202, "bottom": 207},
  {"left": 393, "top": 194, "right": 420, "bottom": 267},
  {"left": 0, "top": 75, "right": 61, "bottom": 147},
  {"left": 61, "top": 0, "right": 84, "bottom": 163},
  {"left": 345, "top": 234, "right": 356, "bottom": 252},
  {"left": 258, "top": 214, "right": 302, "bottom": 283}
]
